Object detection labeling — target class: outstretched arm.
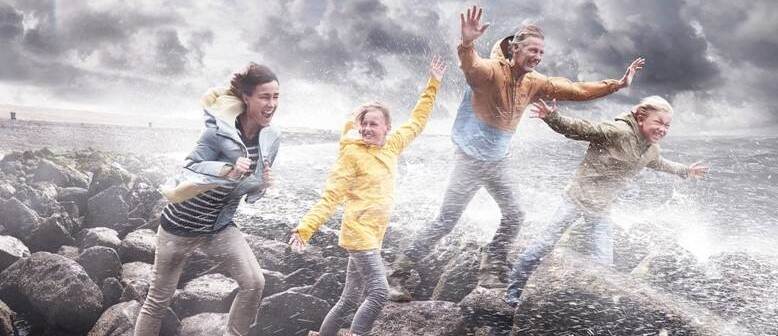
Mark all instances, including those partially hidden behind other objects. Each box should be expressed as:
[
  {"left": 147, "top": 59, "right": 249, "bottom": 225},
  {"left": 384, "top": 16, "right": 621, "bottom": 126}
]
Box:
[
  {"left": 647, "top": 158, "right": 708, "bottom": 179},
  {"left": 532, "top": 99, "right": 617, "bottom": 142},
  {"left": 458, "top": 5, "right": 494, "bottom": 86},
  {"left": 385, "top": 56, "right": 447, "bottom": 154},
  {"left": 542, "top": 58, "right": 645, "bottom": 101}
]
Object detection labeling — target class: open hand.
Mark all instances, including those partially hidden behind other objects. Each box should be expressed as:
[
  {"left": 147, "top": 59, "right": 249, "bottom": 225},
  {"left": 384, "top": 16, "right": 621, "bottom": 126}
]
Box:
[
  {"left": 619, "top": 57, "right": 645, "bottom": 89},
  {"left": 529, "top": 98, "right": 558, "bottom": 119},
  {"left": 460, "top": 5, "right": 489, "bottom": 47},
  {"left": 288, "top": 231, "right": 306, "bottom": 253},
  {"left": 688, "top": 161, "right": 709, "bottom": 179},
  {"left": 429, "top": 55, "right": 448, "bottom": 82}
]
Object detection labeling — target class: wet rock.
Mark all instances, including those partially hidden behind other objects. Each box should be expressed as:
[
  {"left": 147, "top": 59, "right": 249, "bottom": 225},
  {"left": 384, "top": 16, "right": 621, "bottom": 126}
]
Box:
[
  {"left": 79, "top": 246, "right": 122, "bottom": 285},
  {"left": 57, "top": 187, "right": 89, "bottom": 216},
  {"left": 178, "top": 312, "right": 227, "bottom": 335},
  {"left": 87, "top": 300, "right": 179, "bottom": 336},
  {"left": 512, "top": 248, "right": 747, "bottom": 336},
  {"left": 31, "top": 159, "right": 87, "bottom": 188},
  {"left": 26, "top": 215, "right": 76, "bottom": 252},
  {"left": 283, "top": 267, "right": 317, "bottom": 288},
  {"left": 87, "top": 165, "right": 131, "bottom": 198},
  {"left": 120, "top": 262, "right": 154, "bottom": 286},
  {"left": 118, "top": 229, "right": 156, "bottom": 264},
  {"left": 171, "top": 273, "right": 238, "bottom": 319},
  {"left": 0, "top": 235, "right": 30, "bottom": 272},
  {"left": 179, "top": 246, "right": 227, "bottom": 285},
  {"left": 85, "top": 185, "right": 131, "bottom": 236},
  {"left": 0, "top": 300, "right": 17, "bottom": 336},
  {"left": 0, "top": 197, "right": 40, "bottom": 241},
  {"left": 26, "top": 183, "right": 60, "bottom": 217},
  {"left": 79, "top": 227, "right": 121, "bottom": 251},
  {"left": 101, "top": 277, "right": 123, "bottom": 309},
  {"left": 430, "top": 247, "right": 479, "bottom": 303},
  {"left": 372, "top": 301, "right": 467, "bottom": 336},
  {"left": 251, "top": 291, "right": 330, "bottom": 336},
  {"left": 56, "top": 245, "right": 80, "bottom": 260},
  {"left": 120, "top": 280, "right": 150, "bottom": 303},
  {"left": 0, "top": 252, "right": 103, "bottom": 334},
  {"left": 286, "top": 272, "right": 343, "bottom": 306},
  {"left": 459, "top": 286, "right": 514, "bottom": 333},
  {"left": 261, "top": 269, "right": 286, "bottom": 297}
]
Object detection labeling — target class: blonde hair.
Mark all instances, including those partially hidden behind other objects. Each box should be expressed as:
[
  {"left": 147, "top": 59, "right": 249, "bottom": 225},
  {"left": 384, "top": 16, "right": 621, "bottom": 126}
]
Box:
[
  {"left": 632, "top": 95, "right": 673, "bottom": 122},
  {"left": 354, "top": 102, "right": 392, "bottom": 129},
  {"left": 511, "top": 25, "right": 544, "bottom": 45}
]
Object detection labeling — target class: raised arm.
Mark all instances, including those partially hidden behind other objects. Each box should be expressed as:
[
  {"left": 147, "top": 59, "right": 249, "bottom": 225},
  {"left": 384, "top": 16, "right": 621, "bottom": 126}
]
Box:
[
  {"left": 532, "top": 99, "right": 618, "bottom": 143},
  {"left": 647, "top": 158, "right": 708, "bottom": 179},
  {"left": 541, "top": 58, "right": 645, "bottom": 101},
  {"left": 458, "top": 5, "right": 494, "bottom": 86},
  {"left": 385, "top": 56, "right": 446, "bottom": 154},
  {"left": 293, "top": 151, "right": 357, "bottom": 244}
]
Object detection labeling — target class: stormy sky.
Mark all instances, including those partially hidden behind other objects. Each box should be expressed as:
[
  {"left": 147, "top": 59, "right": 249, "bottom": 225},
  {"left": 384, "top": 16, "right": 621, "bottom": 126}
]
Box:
[{"left": 0, "top": 0, "right": 776, "bottom": 134}]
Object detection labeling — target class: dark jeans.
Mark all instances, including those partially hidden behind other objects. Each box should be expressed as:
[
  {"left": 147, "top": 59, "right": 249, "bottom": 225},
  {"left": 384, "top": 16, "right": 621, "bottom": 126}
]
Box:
[
  {"left": 405, "top": 150, "right": 524, "bottom": 274},
  {"left": 505, "top": 196, "right": 613, "bottom": 306}
]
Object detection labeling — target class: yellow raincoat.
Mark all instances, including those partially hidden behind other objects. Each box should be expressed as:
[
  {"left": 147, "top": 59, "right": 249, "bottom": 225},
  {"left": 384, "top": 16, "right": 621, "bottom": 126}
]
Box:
[{"left": 295, "top": 77, "right": 440, "bottom": 251}]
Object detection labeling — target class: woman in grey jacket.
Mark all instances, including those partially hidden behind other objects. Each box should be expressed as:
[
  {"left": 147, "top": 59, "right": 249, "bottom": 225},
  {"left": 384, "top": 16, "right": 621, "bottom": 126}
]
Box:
[{"left": 134, "top": 63, "right": 281, "bottom": 336}]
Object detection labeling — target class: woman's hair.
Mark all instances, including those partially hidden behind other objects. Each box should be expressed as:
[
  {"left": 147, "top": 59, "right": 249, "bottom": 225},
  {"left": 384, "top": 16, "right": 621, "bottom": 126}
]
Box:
[
  {"left": 229, "top": 62, "right": 278, "bottom": 99},
  {"left": 354, "top": 102, "right": 392, "bottom": 128},
  {"left": 511, "top": 25, "right": 544, "bottom": 45},
  {"left": 632, "top": 95, "right": 673, "bottom": 121}
]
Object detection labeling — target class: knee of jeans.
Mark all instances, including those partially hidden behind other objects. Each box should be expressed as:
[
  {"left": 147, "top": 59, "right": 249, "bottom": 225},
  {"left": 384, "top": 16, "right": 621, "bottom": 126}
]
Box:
[{"left": 240, "top": 270, "right": 265, "bottom": 292}]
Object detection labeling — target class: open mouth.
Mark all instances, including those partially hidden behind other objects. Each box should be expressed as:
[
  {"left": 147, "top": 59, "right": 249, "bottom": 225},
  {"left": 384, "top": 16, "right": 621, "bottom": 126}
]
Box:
[{"left": 262, "top": 110, "right": 274, "bottom": 119}]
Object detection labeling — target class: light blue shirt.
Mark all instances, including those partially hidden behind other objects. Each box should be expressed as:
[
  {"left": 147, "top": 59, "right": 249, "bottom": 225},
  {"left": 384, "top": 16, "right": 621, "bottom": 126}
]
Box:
[{"left": 451, "top": 89, "right": 514, "bottom": 161}]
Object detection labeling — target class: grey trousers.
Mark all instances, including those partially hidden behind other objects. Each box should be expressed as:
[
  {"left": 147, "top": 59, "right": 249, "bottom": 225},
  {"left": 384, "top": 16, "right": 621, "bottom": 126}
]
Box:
[
  {"left": 319, "top": 249, "right": 389, "bottom": 336},
  {"left": 405, "top": 150, "right": 524, "bottom": 273},
  {"left": 134, "top": 226, "right": 265, "bottom": 336}
]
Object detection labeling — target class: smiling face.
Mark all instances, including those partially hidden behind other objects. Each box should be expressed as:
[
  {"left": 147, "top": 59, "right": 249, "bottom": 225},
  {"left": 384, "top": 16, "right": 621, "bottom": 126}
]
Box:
[
  {"left": 244, "top": 80, "right": 279, "bottom": 128},
  {"left": 638, "top": 110, "right": 672, "bottom": 144},
  {"left": 359, "top": 109, "right": 390, "bottom": 146},
  {"left": 511, "top": 36, "right": 545, "bottom": 73}
]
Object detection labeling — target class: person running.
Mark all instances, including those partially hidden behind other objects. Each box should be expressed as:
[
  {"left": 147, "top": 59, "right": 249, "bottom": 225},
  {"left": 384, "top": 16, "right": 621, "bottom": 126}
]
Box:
[
  {"left": 135, "top": 63, "right": 281, "bottom": 336},
  {"left": 505, "top": 96, "right": 708, "bottom": 307},
  {"left": 289, "top": 56, "right": 447, "bottom": 336}
]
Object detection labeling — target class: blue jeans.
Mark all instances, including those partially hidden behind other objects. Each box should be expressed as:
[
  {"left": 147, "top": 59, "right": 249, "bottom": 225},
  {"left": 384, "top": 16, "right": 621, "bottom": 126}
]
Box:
[{"left": 505, "top": 196, "right": 613, "bottom": 306}]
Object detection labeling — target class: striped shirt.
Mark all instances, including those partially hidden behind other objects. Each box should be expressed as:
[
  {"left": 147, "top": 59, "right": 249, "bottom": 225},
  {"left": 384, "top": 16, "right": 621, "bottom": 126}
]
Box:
[{"left": 161, "top": 120, "right": 260, "bottom": 236}]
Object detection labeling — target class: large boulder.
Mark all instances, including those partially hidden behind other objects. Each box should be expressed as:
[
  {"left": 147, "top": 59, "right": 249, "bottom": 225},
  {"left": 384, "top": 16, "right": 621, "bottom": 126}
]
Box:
[
  {"left": 459, "top": 286, "right": 514, "bottom": 334},
  {"left": 87, "top": 164, "right": 131, "bottom": 198},
  {"left": 79, "top": 246, "right": 122, "bottom": 285},
  {"left": 0, "top": 235, "right": 30, "bottom": 272},
  {"left": 85, "top": 186, "right": 131, "bottom": 236},
  {"left": 0, "top": 197, "right": 40, "bottom": 240},
  {"left": 26, "top": 214, "right": 76, "bottom": 252},
  {"left": 87, "top": 300, "right": 179, "bottom": 336},
  {"left": 101, "top": 277, "right": 124, "bottom": 309},
  {"left": 251, "top": 291, "right": 330, "bottom": 336},
  {"left": 118, "top": 229, "right": 156, "bottom": 264},
  {"left": 120, "top": 262, "right": 154, "bottom": 286},
  {"left": 512, "top": 249, "right": 748, "bottom": 336},
  {"left": 178, "top": 312, "right": 227, "bottom": 335},
  {"left": 430, "top": 247, "right": 479, "bottom": 303},
  {"left": 32, "top": 159, "right": 88, "bottom": 188},
  {"left": 372, "top": 301, "right": 467, "bottom": 336},
  {"left": 0, "top": 252, "right": 103, "bottom": 334},
  {"left": 79, "top": 227, "right": 122, "bottom": 251},
  {"left": 57, "top": 187, "right": 89, "bottom": 217},
  {"left": 171, "top": 273, "right": 238, "bottom": 319},
  {"left": 0, "top": 300, "right": 17, "bottom": 336}
]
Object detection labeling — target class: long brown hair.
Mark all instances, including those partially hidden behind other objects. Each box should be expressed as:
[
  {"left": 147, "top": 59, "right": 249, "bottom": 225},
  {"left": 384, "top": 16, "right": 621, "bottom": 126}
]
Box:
[{"left": 229, "top": 63, "right": 278, "bottom": 100}]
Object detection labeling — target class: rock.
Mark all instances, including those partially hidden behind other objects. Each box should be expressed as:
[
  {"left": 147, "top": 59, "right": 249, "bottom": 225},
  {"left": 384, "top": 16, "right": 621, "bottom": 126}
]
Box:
[
  {"left": 251, "top": 291, "right": 330, "bottom": 336},
  {"left": 0, "top": 300, "right": 17, "bottom": 336},
  {"left": 512, "top": 248, "right": 748, "bottom": 336},
  {"left": 57, "top": 187, "right": 89, "bottom": 216},
  {"left": 0, "top": 197, "right": 40, "bottom": 241},
  {"left": 87, "top": 165, "right": 131, "bottom": 198},
  {"left": 26, "top": 183, "right": 60, "bottom": 217},
  {"left": 26, "top": 215, "right": 76, "bottom": 252},
  {"left": 459, "top": 286, "right": 514, "bottom": 333},
  {"left": 171, "top": 273, "right": 238, "bottom": 319},
  {"left": 0, "top": 235, "right": 30, "bottom": 272},
  {"left": 0, "top": 252, "right": 103, "bottom": 334},
  {"left": 120, "top": 280, "right": 150, "bottom": 303},
  {"left": 372, "top": 301, "right": 467, "bottom": 336},
  {"left": 307, "top": 273, "right": 343, "bottom": 306},
  {"left": 0, "top": 182, "right": 16, "bottom": 199},
  {"left": 56, "top": 245, "right": 81, "bottom": 260},
  {"left": 430, "top": 248, "right": 479, "bottom": 303},
  {"left": 178, "top": 312, "right": 227, "bottom": 335},
  {"left": 179, "top": 247, "right": 227, "bottom": 284},
  {"left": 87, "top": 300, "right": 179, "bottom": 336},
  {"left": 261, "top": 269, "right": 286, "bottom": 297},
  {"left": 118, "top": 229, "right": 156, "bottom": 264},
  {"left": 31, "top": 159, "right": 70, "bottom": 187},
  {"left": 79, "top": 246, "right": 122, "bottom": 285},
  {"left": 101, "top": 277, "right": 123, "bottom": 309},
  {"left": 85, "top": 186, "right": 131, "bottom": 236},
  {"left": 120, "top": 262, "right": 154, "bottom": 286},
  {"left": 79, "top": 227, "right": 121, "bottom": 251},
  {"left": 283, "top": 267, "right": 317, "bottom": 288}
]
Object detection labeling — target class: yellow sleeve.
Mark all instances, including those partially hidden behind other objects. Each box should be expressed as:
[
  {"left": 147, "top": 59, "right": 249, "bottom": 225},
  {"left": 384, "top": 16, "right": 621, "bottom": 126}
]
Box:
[
  {"left": 385, "top": 77, "right": 440, "bottom": 154},
  {"left": 540, "top": 76, "right": 621, "bottom": 101},
  {"left": 294, "top": 151, "right": 357, "bottom": 242}
]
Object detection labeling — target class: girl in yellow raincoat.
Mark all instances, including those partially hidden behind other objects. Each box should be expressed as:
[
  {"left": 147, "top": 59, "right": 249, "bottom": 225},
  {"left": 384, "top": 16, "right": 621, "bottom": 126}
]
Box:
[{"left": 289, "top": 56, "right": 447, "bottom": 336}]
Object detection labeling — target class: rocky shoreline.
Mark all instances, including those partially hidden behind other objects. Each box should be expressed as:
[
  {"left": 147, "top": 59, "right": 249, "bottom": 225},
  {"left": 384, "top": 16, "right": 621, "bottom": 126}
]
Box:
[{"left": 0, "top": 147, "right": 776, "bottom": 335}]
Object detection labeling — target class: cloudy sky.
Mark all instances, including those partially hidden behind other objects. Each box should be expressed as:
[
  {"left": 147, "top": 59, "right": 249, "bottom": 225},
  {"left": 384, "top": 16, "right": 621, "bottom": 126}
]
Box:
[{"left": 1, "top": 0, "right": 776, "bottom": 134}]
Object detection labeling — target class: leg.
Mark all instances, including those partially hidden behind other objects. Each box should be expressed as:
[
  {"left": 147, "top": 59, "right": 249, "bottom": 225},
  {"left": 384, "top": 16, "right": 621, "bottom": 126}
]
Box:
[
  {"left": 505, "top": 197, "right": 580, "bottom": 306},
  {"left": 479, "top": 158, "right": 524, "bottom": 285},
  {"left": 204, "top": 226, "right": 265, "bottom": 336},
  {"left": 134, "top": 227, "right": 203, "bottom": 336},
  {"left": 404, "top": 151, "right": 484, "bottom": 263},
  {"left": 585, "top": 213, "right": 614, "bottom": 266},
  {"left": 319, "top": 254, "right": 365, "bottom": 336},
  {"left": 350, "top": 250, "right": 389, "bottom": 336}
]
